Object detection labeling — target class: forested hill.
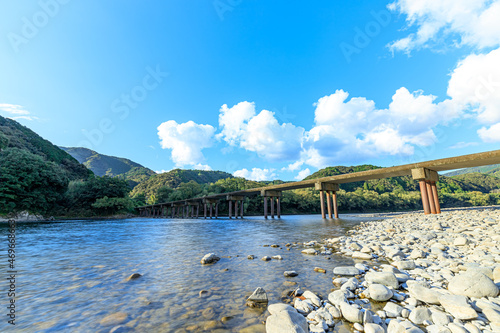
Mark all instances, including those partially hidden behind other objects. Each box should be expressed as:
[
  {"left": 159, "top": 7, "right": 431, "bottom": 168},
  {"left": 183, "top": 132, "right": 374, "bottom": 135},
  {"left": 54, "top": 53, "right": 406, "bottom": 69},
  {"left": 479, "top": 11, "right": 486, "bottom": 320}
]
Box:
[
  {"left": 130, "top": 169, "right": 234, "bottom": 198},
  {"left": 61, "top": 147, "right": 155, "bottom": 188},
  {"left": 0, "top": 116, "right": 91, "bottom": 180},
  {"left": 444, "top": 164, "right": 500, "bottom": 177}
]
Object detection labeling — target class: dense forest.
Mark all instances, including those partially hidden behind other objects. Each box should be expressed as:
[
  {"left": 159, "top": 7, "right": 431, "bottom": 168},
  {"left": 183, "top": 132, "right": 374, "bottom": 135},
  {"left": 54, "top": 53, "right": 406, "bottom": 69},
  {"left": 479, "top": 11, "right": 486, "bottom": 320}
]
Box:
[{"left": 2, "top": 115, "right": 500, "bottom": 219}]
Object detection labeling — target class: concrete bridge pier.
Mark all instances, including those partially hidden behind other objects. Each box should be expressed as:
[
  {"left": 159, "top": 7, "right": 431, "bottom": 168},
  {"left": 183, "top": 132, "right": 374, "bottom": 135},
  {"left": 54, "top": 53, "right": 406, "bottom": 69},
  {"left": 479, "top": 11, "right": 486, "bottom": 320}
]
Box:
[
  {"left": 227, "top": 196, "right": 244, "bottom": 219},
  {"left": 261, "top": 190, "right": 282, "bottom": 219},
  {"left": 412, "top": 168, "right": 441, "bottom": 215},
  {"left": 315, "top": 182, "right": 340, "bottom": 219}
]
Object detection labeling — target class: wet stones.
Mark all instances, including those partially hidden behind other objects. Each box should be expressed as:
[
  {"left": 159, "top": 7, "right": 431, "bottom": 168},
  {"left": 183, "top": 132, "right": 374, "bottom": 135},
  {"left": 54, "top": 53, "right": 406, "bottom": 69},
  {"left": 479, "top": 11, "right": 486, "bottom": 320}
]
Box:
[
  {"left": 100, "top": 312, "right": 129, "bottom": 326},
  {"left": 284, "top": 271, "right": 298, "bottom": 277},
  {"left": 126, "top": 273, "right": 142, "bottom": 281},
  {"left": 246, "top": 287, "right": 268, "bottom": 306},
  {"left": 200, "top": 253, "right": 220, "bottom": 265},
  {"left": 313, "top": 267, "right": 326, "bottom": 273}
]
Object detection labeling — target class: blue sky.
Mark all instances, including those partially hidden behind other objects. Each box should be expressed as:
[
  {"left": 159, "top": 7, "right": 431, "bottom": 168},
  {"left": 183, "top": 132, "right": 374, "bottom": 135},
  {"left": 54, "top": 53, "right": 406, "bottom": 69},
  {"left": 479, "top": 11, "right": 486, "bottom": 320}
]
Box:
[{"left": 1, "top": 0, "right": 499, "bottom": 180}]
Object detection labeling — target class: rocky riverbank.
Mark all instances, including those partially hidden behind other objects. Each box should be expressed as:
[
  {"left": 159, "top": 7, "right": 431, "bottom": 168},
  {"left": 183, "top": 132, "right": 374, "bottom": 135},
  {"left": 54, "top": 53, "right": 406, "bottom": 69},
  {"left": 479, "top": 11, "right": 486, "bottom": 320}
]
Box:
[{"left": 264, "top": 207, "right": 500, "bottom": 333}]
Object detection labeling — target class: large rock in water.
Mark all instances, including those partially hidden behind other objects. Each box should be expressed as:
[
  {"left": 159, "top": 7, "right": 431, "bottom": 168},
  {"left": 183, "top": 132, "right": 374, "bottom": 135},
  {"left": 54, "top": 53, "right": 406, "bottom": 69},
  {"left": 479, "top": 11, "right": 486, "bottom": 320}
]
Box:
[
  {"left": 448, "top": 271, "right": 499, "bottom": 298},
  {"left": 200, "top": 253, "right": 220, "bottom": 265},
  {"left": 247, "top": 287, "right": 268, "bottom": 303},
  {"left": 266, "top": 306, "right": 308, "bottom": 333}
]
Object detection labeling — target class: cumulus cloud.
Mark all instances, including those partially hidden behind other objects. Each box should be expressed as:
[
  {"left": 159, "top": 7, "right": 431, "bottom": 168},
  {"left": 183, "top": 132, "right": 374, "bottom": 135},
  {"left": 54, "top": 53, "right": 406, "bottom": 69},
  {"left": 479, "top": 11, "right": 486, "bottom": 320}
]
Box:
[
  {"left": 302, "top": 88, "right": 456, "bottom": 168},
  {"left": 295, "top": 168, "right": 311, "bottom": 180},
  {"left": 478, "top": 123, "right": 500, "bottom": 143},
  {"left": 388, "top": 0, "right": 500, "bottom": 53},
  {"left": 446, "top": 47, "right": 500, "bottom": 142},
  {"left": 233, "top": 168, "right": 277, "bottom": 181},
  {"left": 218, "top": 102, "right": 304, "bottom": 161},
  {"left": 157, "top": 120, "right": 216, "bottom": 167},
  {"left": 282, "top": 161, "right": 304, "bottom": 172}
]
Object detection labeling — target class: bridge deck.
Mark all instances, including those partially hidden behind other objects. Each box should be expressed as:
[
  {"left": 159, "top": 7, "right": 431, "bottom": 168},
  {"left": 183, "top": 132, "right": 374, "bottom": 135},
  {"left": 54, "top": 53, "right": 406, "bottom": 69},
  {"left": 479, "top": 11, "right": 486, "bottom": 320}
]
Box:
[{"left": 139, "top": 149, "right": 500, "bottom": 209}]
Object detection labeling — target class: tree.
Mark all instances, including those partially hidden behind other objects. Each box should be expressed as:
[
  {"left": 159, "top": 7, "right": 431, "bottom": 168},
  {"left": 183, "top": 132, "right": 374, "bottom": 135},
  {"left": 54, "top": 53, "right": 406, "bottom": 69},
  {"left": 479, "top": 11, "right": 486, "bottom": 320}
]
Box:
[
  {"left": 0, "top": 148, "right": 68, "bottom": 214},
  {"left": 92, "top": 196, "right": 134, "bottom": 215}
]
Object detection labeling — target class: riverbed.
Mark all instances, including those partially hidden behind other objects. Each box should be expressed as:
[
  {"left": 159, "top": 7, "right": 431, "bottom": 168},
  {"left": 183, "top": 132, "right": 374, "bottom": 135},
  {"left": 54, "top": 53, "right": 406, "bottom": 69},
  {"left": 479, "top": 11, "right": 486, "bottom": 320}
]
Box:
[{"left": 0, "top": 214, "right": 391, "bottom": 332}]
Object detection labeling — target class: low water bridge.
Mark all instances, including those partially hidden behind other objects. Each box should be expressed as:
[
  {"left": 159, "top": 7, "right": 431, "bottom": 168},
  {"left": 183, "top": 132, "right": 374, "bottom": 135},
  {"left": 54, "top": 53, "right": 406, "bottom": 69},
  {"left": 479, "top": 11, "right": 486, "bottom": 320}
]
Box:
[{"left": 138, "top": 150, "right": 500, "bottom": 219}]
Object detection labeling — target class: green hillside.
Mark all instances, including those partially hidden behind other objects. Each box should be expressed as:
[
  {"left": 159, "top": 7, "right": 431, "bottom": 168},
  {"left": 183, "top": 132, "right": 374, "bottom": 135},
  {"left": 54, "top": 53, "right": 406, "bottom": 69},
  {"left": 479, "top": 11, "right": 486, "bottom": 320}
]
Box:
[
  {"left": 0, "top": 116, "right": 91, "bottom": 180},
  {"left": 130, "top": 169, "right": 234, "bottom": 198},
  {"left": 61, "top": 147, "right": 155, "bottom": 188},
  {"left": 444, "top": 164, "right": 500, "bottom": 177}
]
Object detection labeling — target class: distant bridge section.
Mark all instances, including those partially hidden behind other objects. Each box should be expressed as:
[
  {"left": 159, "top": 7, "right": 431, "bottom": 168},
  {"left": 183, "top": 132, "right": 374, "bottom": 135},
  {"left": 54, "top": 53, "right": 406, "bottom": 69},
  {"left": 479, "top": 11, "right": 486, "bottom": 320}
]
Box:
[{"left": 138, "top": 149, "right": 500, "bottom": 219}]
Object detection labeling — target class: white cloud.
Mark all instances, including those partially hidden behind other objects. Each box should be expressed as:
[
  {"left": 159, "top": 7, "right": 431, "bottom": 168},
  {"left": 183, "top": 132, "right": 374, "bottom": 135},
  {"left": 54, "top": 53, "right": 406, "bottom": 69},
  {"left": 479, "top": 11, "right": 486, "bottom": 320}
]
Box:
[
  {"left": 193, "top": 163, "right": 212, "bottom": 171},
  {"left": 218, "top": 103, "right": 304, "bottom": 161},
  {"left": 0, "top": 103, "right": 37, "bottom": 121},
  {"left": 282, "top": 160, "right": 304, "bottom": 172},
  {"left": 0, "top": 103, "right": 29, "bottom": 115},
  {"left": 157, "top": 120, "right": 216, "bottom": 167},
  {"left": 478, "top": 123, "right": 500, "bottom": 142},
  {"left": 388, "top": 0, "right": 500, "bottom": 53},
  {"left": 302, "top": 88, "right": 455, "bottom": 168},
  {"left": 217, "top": 101, "right": 256, "bottom": 145},
  {"left": 233, "top": 168, "right": 277, "bottom": 181},
  {"left": 155, "top": 169, "right": 171, "bottom": 174},
  {"left": 448, "top": 48, "right": 500, "bottom": 124},
  {"left": 295, "top": 168, "right": 311, "bottom": 180}
]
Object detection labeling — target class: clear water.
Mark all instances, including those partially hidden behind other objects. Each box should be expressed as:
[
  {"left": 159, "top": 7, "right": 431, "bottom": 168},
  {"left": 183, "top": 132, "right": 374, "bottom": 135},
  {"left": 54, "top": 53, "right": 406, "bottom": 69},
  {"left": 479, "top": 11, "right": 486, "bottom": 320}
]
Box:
[{"left": 0, "top": 214, "right": 384, "bottom": 333}]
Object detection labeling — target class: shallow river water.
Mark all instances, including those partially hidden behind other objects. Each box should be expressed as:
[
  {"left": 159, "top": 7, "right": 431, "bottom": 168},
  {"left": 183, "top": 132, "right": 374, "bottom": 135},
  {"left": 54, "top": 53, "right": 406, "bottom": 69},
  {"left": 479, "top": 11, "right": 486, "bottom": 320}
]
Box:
[{"left": 0, "top": 214, "right": 387, "bottom": 333}]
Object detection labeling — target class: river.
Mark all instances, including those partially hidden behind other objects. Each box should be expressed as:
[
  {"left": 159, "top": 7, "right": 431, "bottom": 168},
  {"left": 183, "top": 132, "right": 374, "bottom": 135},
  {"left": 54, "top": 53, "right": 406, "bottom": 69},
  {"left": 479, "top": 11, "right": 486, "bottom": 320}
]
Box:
[{"left": 0, "top": 214, "right": 387, "bottom": 332}]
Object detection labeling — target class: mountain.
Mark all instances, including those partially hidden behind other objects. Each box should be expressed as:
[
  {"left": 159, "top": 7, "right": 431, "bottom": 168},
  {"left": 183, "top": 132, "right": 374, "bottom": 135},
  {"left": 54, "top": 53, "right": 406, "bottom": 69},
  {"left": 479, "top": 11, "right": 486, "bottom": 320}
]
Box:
[
  {"left": 444, "top": 164, "right": 500, "bottom": 177},
  {"left": 60, "top": 147, "right": 156, "bottom": 188},
  {"left": 0, "top": 116, "right": 91, "bottom": 180},
  {"left": 130, "top": 169, "right": 234, "bottom": 198}
]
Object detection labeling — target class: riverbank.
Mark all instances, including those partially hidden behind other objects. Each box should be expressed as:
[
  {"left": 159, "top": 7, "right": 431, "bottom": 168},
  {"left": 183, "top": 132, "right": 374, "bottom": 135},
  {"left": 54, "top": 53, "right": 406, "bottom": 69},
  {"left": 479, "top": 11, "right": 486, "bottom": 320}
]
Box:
[{"left": 265, "top": 206, "right": 500, "bottom": 332}]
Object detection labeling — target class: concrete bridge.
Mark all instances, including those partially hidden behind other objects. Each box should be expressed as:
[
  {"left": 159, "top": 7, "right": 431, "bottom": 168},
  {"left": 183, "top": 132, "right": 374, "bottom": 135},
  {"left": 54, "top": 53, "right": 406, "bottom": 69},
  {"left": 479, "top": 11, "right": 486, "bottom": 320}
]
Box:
[{"left": 137, "top": 149, "right": 500, "bottom": 219}]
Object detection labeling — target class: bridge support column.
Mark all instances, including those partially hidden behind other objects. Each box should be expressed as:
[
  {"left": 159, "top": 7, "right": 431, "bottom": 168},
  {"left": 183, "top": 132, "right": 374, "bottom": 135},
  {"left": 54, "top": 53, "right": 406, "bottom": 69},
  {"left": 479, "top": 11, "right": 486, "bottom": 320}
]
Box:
[
  {"left": 172, "top": 206, "right": 175, "bottom": 218},
  {"left": 412, "top": 168, "right": 440, "bottom": 215},
  {"left": 203, "top": 203, "right": 207, "bottom": 219},
  {"left": 270, "top": 196, "right": 275, "bottom": 218},
  {"left": 315, "top": 183, "right": 340, "bottom": 219},
  {"left": 215, "top": 203, "right": 219, "bottom": 218},
  {"left": 196, "top": 204, "right": 200, "bottom": 218},
  {"left": 332, "top": 191, "right": 338, "bottom": 218},
  {"left": 261, "top": 191, "right": 282, "bottom": 220},
  {"left": 264, "top": 197, "right": 268, "bottom": 219},
  {"left": 227, "top": 196, "right": 244, "bottom": 219},
  {"left": 276, "top": 197, "right": 280, "bottom": 218},
  {"left": 209, "top": 204, "right": 213, "bottom": 219},
  {"left": 431, "top": 181, "right": 441, "bottom": 214}
]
